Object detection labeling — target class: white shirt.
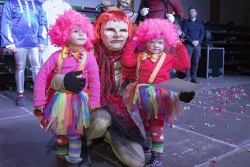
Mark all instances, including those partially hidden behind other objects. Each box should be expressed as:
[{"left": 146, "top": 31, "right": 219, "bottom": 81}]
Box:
[{"left": 42, "top": 0, "right": 71, "bottom": 27}]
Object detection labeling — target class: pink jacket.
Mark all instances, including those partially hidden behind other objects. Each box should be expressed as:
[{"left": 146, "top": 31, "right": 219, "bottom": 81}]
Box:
[{"left": 33, "top": 50, "right": 100, "bottom": 107}]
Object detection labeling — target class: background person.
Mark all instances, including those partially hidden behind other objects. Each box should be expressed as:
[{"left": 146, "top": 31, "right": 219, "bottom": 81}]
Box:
[
  {"left": 1, "top": 0, "right": 48, "bottom": 106},
  {"left": 182, "top": 7, "right": 205, "bottom": 83}
]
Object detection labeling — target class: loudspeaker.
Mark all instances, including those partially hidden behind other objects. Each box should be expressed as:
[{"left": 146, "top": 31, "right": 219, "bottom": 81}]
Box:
[{"left": 197, "top": 47, "right": 224, "bottom": 78}]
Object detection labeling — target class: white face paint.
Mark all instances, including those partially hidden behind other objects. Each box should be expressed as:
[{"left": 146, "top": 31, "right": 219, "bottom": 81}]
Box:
[
  {"left": 68, "top": 26, "right": 87, "bottom": 50},
  {"left": 146, "top": 37, "right": 166, "bottom": 54},
  {"left": 100, "top": 20, "right": 129, "bottom": 52}
]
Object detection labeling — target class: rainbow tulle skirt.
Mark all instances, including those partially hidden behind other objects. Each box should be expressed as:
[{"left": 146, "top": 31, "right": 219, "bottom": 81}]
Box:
[
  {"left": 41, "top": 90, "right": 90, "bottom": 135},
  {"left": 123, "top": 83, "right": 184, "bottom": 125}
]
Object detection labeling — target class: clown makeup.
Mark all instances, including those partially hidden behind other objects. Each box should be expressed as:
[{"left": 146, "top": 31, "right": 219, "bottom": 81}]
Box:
[
  {"left": 100, "top": 20, "right": 129, "bottom": 52},
  {"left": 146, "top": 37, "right": 166, "bottom": 54},
  {"left": 68, "top": 26, "right": 87, "bottom": 50}
]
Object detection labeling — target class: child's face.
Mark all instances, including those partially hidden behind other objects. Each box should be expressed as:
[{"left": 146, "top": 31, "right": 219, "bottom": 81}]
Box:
[
  {"left": 68, "top": 26, "right": 87, "bottom": 50},
  {"left": 146, "top": 38, "right": 165, "bottom": 54}
]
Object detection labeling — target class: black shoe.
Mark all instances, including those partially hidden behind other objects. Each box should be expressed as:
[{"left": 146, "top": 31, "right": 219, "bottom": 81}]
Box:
[
  {"left": 92, "top": 137, "right": 104, "bottom": 146},
  {"left": 79, "top": 136, "right": 92, "bottom": 167},
  {"left": 144, "top": 147, "right": 152, "bottom": 164},
  {"left": 57, "top": 154, "right": 67, "bottom": 167},
  {"left": 176, "top": 71, "right": 186, "bottom": 79},
  {"left": 144, "top": 151, "right": 163, "bottom": 167},
  {"left": 191, "top": 79, "right": 199, "bottom": 83}
]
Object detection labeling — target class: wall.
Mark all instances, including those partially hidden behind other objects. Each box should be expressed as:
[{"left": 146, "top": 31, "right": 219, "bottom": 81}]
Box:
[
  {"left": 220, "top": 0, "right": 250, "bottom": 26},
  {"left": 180, "top": 0, "right": 210, "bottom": 21},
  {"left": 182, "top": 0, "right": 250, "bottom": 26}
]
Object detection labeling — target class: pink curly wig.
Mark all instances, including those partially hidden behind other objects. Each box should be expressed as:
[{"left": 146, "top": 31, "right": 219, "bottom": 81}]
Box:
[
  {"left": 49, "top": 9, "right": 94, "bottom": 50},
  {"left": 135, "top": 18, "right": 179, "bottom": 49},
  {"left": 94, "top": 11, "right": 133, "bottom": 43}
]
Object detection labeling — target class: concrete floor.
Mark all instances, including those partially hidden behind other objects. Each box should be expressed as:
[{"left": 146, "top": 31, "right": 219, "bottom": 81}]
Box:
[{"left": 0, "top": 75, "right": 250, "bottom": 167}]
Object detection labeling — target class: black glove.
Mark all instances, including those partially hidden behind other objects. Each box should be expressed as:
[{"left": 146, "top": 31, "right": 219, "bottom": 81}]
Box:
[
  {"left": 64, "top": 71, "right": 86, "bottom": 94},
  {"left": 121, "top": 78, "right": 130, "bottom": 88},
  {"left": 179, "top": 92, "right": 195, "bottom": 103},
  {"left": 176, "top": 71, "right": 186, "bottom": 79}
]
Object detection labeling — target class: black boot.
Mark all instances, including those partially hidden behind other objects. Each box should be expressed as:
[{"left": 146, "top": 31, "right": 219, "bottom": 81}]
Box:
[
  {"left": 57, "top": 154, "right": 67, "bottom": 167},
  {"left": 144, "top": 151, "right": 163, "bottom": 167},
  {"left": 66, "top": 162, "right": 79, "bottom": 167},
  {"left": 79, "top": 136, "right": 92, "bottom": 167},
  {"left": 144, "top": 147, "right": 152, "bottom": 164}
]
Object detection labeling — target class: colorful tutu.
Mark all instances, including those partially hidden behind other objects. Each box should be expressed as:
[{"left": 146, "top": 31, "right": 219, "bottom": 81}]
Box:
[
  {"left": 41, "top": 90, "right": 90, "bottom": 135},
  {"left": 123, "top": 83, "right": 184, "bottom": 125}
]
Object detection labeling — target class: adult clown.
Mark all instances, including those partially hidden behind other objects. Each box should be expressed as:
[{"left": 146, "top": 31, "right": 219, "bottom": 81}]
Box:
[{"left": 1, "top": 0, "right": 48, "bottom": 106}]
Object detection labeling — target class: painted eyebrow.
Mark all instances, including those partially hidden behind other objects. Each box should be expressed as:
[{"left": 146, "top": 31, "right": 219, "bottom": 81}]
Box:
[{"left": 120, "top": 28, "right": 128, "bottom": 31}]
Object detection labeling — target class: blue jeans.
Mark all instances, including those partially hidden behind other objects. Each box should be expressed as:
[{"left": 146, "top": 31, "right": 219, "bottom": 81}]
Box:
[{"left": 184, "top": 44, "right": 201, "bottom": 81}]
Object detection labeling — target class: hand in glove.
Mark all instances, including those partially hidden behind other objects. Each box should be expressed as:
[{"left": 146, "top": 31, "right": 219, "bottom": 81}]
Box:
[
  {"left": 140, "top": 8, "right": 149, "bottom": 16},
  {"left": 64, "top": 71, "right": 86, "bottom": 94},
  {"left": 165, "top": 13, "right": 175, "bottom": 22},
  {"left": 176, "top": 71, "right": 186, "bottom": 79},
  {"left": 179, "top": 92, "right": 195, "bottom": 103}
]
